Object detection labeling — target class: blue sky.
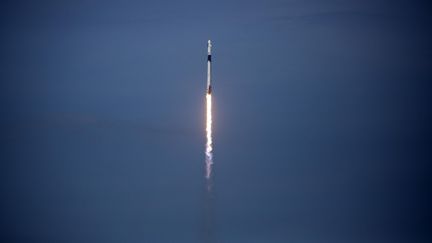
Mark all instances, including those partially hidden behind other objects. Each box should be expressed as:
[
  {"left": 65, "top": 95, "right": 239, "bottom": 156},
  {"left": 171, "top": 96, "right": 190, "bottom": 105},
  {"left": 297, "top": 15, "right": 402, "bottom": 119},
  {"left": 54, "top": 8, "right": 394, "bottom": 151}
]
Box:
[{"left": 1, "top": 0, "right": 431, "bottom": 242}]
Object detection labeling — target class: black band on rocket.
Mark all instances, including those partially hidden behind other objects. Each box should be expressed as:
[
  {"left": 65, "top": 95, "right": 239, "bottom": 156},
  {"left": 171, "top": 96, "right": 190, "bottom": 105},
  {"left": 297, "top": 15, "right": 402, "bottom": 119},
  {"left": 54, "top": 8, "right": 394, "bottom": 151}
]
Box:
[{"left": 207, "top": 55, "right": 211, "bottom": 62}]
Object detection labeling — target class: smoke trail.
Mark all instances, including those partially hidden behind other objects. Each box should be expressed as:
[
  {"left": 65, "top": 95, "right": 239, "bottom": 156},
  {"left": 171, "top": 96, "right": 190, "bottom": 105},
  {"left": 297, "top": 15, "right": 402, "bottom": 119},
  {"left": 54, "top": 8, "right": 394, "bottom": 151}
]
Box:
[
  {"left": 204, "top": 93, "right": 215, "bottom": 243},
  {"left": 205, "top": 93, "right": 213, "bottom": 182}
]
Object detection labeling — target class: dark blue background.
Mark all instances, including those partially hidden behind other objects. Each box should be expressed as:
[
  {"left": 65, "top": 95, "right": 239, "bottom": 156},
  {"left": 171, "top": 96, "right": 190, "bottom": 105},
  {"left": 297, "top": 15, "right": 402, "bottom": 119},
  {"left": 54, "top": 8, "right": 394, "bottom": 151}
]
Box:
[{"left": 1, "top": 0, "right": 431, "bottom": 242}]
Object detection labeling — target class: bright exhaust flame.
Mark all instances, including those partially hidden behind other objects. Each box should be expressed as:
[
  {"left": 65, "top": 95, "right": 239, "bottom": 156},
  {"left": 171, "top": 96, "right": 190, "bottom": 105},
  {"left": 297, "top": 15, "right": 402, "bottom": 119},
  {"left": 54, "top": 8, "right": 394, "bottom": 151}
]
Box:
[{"left": 205, "top": 93, "right": 213, "bottom": 180}]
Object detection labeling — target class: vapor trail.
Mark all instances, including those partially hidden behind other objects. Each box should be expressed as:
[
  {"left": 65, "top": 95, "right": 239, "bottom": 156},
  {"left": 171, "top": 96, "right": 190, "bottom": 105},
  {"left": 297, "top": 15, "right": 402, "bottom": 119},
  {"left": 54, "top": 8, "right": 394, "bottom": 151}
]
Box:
[{"left": 205, "top": 93, "right": 213, "bottom": 181}]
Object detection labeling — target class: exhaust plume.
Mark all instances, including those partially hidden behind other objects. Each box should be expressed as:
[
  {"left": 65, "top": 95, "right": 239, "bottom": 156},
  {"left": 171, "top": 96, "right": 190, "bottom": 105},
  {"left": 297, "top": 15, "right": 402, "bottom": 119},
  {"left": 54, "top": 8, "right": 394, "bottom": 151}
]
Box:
[{"left": 205, "top": 93, "right": 213, "bottom": 181}]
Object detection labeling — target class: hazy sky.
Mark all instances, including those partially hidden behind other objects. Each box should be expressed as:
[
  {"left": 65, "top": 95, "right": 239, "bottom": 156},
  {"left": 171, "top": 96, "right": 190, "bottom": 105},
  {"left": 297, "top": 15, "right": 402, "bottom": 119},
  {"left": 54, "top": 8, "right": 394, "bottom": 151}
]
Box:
[{"left": 1, "top": 0, "right": 431, "bottom": 242}]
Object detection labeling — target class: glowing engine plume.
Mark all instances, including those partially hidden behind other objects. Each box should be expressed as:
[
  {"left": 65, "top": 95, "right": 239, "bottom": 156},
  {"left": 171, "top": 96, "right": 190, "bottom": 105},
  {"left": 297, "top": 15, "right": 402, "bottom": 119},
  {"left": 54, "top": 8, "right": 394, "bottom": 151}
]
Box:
[{"left": 205, "top": 93, "right": 213, "bottom": 180}]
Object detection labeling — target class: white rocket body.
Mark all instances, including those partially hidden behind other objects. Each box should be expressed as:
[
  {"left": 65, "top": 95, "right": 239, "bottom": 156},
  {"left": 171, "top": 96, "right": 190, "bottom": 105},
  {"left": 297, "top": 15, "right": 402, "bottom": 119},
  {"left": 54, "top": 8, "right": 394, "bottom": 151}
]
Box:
[{"left": 207, "top": 40, "right": 212, "bottom": 94}]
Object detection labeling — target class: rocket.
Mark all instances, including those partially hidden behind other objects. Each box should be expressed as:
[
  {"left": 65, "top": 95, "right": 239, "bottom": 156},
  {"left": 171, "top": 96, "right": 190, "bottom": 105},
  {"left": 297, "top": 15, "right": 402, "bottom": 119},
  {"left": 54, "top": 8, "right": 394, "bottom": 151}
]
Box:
[{"left": 206, "top": 40, "right": 212, "bottom": 94}]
